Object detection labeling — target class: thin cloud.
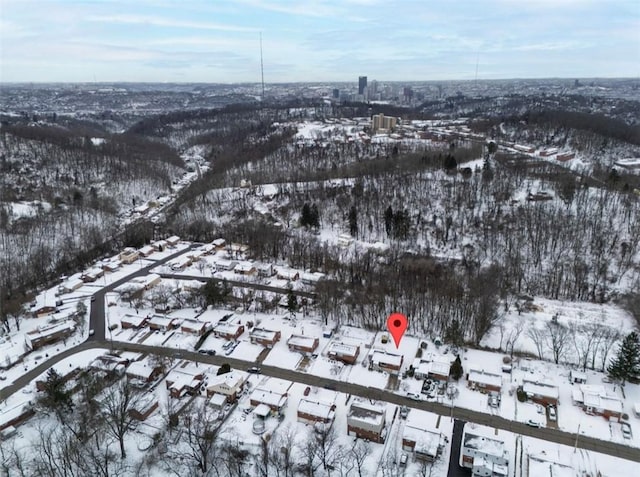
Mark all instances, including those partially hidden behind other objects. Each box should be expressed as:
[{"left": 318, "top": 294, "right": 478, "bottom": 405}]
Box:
[{"left": 87, "top": 14, "right": 257, "bottom": 32}]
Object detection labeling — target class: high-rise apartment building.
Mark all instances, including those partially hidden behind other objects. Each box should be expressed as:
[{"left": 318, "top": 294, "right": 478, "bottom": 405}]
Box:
[{"left": 358, "top": 76, "right": 368, "bottom": 95}]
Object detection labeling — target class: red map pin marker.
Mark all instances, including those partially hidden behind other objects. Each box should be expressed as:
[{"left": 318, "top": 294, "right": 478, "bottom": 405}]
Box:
[{"left": 387, "top": 312, "right": 408, "bottom": 348}]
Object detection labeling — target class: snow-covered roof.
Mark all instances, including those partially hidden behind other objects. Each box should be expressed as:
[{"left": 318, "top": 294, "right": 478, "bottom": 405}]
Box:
[
  {"left": 522, "top": 380, "right": 559, "bottom": 399},
  {"left": 234, "top": 261, "right": 255, "bottom": 272},
  {"left": 527, "top": 454, "right": 574, "bottom": 477},
  {"left": 250, "top": 328, "right": 279, "bottom": 341},
  {"left": 212, "top": 238, "right": 226, "bottom": 247},
  {"left": 403, "top": 411, "right": 440, "bottom": 457},
  {"left": 214, "top": 321, "right": 243, "bottom": 334},
  {"left": 26, "top": 321, "right": 75, "bottom": 343},
  {"left": 468, "top": 369, "right": 502, "bottom": 388},
  {"left": 463, "top": 432, "right": 506, "bottom": 458},
  {"left": 370, "top": 350, "right": 403, "bottom": 367},
  {"left": 254, "top": 403, "right": 272, "bottom": 418},
  {"left": 298, "top": 399, "right": 335, "bottom": 421},
  {"left": 209, "top": 393, "right": 227, "bottom": 408},
  {"left": 250, "top": 389, "right": 287, "bottom": 408},
  {"left": 148, "top": 315, "right": 175, "bottom": 327},
  {"left": 573, "top": 385, "right": 623, "bottom": 413},
  {"left": 126, "top": 360, "right": 156, "bottom": 380},
  {"left": 348, "top": 400, "right": 386, "bottom": 426},
  {"left": 287, "top": 334, "right": 317, "bottom": 349},
  {"left": 207, "top": 371, "right": 244, "bottom": 391},
  {"left": 255, "top": 377, "right": 291, "bottom": 396},
  {"left": 121, "top": 314, "right": 148, "bottom": 327},
  {"left": 327, "top": 341, "right": 359, "bottom": 357}
]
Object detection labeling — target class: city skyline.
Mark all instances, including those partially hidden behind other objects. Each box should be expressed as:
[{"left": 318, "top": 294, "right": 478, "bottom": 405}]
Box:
[{"left": 1, "top": 0, "right": 639, "bottom": 83}]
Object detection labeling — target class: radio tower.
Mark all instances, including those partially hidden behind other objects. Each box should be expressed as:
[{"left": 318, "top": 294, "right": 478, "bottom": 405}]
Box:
[{"left": 260, "top": 32, "right": 265, "bottom": 103}]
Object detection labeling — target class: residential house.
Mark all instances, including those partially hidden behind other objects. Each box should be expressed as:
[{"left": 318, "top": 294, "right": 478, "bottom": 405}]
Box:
[
  {"left": 250, "top": 328, "right": 281, "bottom": 348},
  {"left": 249, "top": 377, "right": 291, "bottom": 414},
  {"left": 125, "top": 360, "right": 162, "bottom": 384},
  {"left": 26, "top": 321, "right": 75, "bottom": 350},
  {"left": 0, "top": 404, "right": 36, "bottom": 432},
  {"left": 138, "top": 245, "right": 155, "bottom": 258},
  {"left": 569, "top": 370, "right": 588, "bottom": 384},
  {"left": 297, "top": 399, "right": 336, "bottom": 425},
  {"left": 152, "top": 240, "right": 168, "bottom": 252},
  {"left": 119, "top": 247, "right": 139, "bottom": 264},
  {"left": 165, "top": 368, "right": 204, "bottom": 398},
  {"left": 147, "top": 315, "right": 178, "bottom": 332},
  {"left": 101, "top": 260, "right": 120, "bottom": 272},
  {"left": 467, "top": 369, "right": 502, "bottom": 394},
  {"left": 32, "top": 306, "right": 57, "bottom": 319},
  {"left": 402, "top": 409, "right": 441, "bottom": 462},
  {"left": 81, "top": 267, "right": 104, "bottom": 283},
  {"left": 213, "top": 258, "right": 238, "bottom": 271},
  {"left": 36, "top": 368, "right": 80, "bottom": 392},
  {"left": 181, "top": 319, "right": 210, "bottom": 335},
  {"left": 526, "top": 453, "right": 574, "bottom": 477},
  {"left": 327, "top": 342, "right": 360, "bottom": 365},
  {"left": 301, "top": 272, "right": 326, "bottom": 286},
  {"left": 60, "top": 278, "right": 85, "bottom": 294},
  {"left": 234, "top": 261, "right": 257, "bottom": 276},
  {"left": 337, "top": 234, "right": 354, "bottom": 247},
  {"left": 460, "top": 425, "right": 509, "bottom": 477},
  {"left": 206, "top": 371, "right": 245, "bottom": 402},
  {"left": 556, "top": 152, "right": 575, "bottom": 162},
  {"left": 522, "top": 379, "right": 559, "bottom": 406},
  {"left": 347, "top": 400, "right": 387, "bottom": 443},
  {"left": 208, "top": 393, "right": 228, "bottom": 411},
  {"left": 169, "top": 256, "right": 192, "bottom": 271},
  {"left": 287, "top": 334, "right": 319, "bottom": 354},
  {"left": 276, "top": 268, "right": 300, "bottom": 281},
  {"left": 414, "top": 356, "right": 451, "bottom": 381},
  {"left": 257, "top": 263, "right": 275, "bottom": 278},
  {"left": 213, "top": 322, "right": 245, "bottom": 340},
  {"left": 120, "top": 314, "right": 149, "bottom": 330},
  {"left": 212, "top": 238, "right": 226, "bottom": 250},
  {"left": 128, "top": 397, "right": 159, "bottom": 421},
  {"left": 572, "top": 385, "right": 623, "bottom": 421},
  {"left": 369, "top": 350, "right": 404, "bottom": 375},
  {"left": 166, "top": 235, "right": 181, "bottom": 247}
]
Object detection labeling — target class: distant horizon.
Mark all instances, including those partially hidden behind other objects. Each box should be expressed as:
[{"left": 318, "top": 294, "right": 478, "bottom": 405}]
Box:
[
  {"left": 1, "top": 0, "right": 638, "bottom": 83},
  {"left": 1, "top": 76, "right": 638, "bottom": 86}
]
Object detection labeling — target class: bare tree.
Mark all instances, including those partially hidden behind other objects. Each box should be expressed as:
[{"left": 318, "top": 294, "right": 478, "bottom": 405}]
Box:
[
  {"left": 297, "top": 429, "right": 322, "bottom": 477},
  {"left": 99, "top": 378, "right": 144, "bottom": 459},
  {"left": 175, "top": 400, "right": 220, "bottom": 476},
  {"left": 526, "top": 327, "right": 547, "bottom": 360},
  {"left": 349, "top": 439, "right": 372, "bottom": 477},
  {"left": 504, "top": 321, "right": 524, "bottom": 360},
  {"left": 313, "top": 424, "right": 343, "bottom": 474},
  {"left": 572, "top": 323, "right": 598, "bottom": 371},
  {"left": 545, "top": 320, "right": 571, "bottom": 364}
]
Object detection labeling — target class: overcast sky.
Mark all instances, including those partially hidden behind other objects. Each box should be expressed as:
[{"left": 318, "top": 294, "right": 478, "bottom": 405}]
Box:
[{"left": 1, "top": 0, "right": 639, "bottom": 83}]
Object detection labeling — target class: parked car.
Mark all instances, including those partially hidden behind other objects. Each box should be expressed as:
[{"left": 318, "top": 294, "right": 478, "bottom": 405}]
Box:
[
  {"left": 247, "top": 367, "right": 261, "bottom": 374},
  {"left": 222, "top": 341, "right": 233, "bottom": 350},
  {"left": 406, "top": 392, "right": 421, "bottom": 401},
  {"left": 399, "top": 453, "right": 408, "bottom": 466},
  {"left": 207, "top": 350, "right": 216, "bottom": 356},
  {"left": 526, "top": 419, "right": 542, "bottom": 428},
  {"left": 548, "top": 406, "right": 557, "bottom": 422},
  {"left": 489, "top": 394, "right": 500, "bottom": 408},
  {"left": 88, "top": 329, "right": 95, "bottom": 336},
  {"left": 621, "top": 422, "right": 632, "bottom": 439}
]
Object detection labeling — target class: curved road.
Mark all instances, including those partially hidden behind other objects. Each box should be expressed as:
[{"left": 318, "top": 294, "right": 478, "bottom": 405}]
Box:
[{"left": 2, "top": 339, "right": 640, "bottom": 463}]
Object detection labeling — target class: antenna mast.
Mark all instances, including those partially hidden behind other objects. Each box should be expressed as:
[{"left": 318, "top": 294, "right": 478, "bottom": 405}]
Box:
[{"left": 260, "top": 32, "right": 265, "bottom": 102}]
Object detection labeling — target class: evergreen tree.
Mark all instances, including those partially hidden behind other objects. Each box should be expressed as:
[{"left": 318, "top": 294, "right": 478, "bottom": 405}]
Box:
[
  {"left": 201, "top": 279, "right": 229, "bottom": 306},
  {"left": 348, "top": 205, "right": 358, "bottom": 237},
  {"left": 607, "top": 331, "right": 640, "bottom": 385},
  {"left": 300, "top": 203, "right": 312, "bottom": 227},
  {"left": 443, "top": 153, "right": 457, "bottom": 171},
  {"left": 286, "top": 290, "right": 298, "bottom": 313},
  {"left": 310, "top": 204, "right": 320, "bottom": 228},
  {"left": 450, "top": 355, "right": 463, "bottom": 381},
  {"left": 40, "top": 368, "right": 73, "bottom": 415},
  {"left": 384, "top": 206, "right": 394, "bottom": 236},
  {"left": 217, "top": 363, "right": 231, "bottom": 375}
]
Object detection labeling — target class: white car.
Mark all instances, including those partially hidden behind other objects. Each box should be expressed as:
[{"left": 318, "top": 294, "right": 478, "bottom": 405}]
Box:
[
  {"left": 548, "top": 406, "right": 557, "bottom": 422},
  {"left": 89, "top": 329, "right": 95, "bottom": 336}
]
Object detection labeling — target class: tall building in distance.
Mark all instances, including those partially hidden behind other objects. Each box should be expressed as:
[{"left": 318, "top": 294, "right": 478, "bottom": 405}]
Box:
[{"left": 358, "top": 76, "right": 368, "bottom": 95}]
